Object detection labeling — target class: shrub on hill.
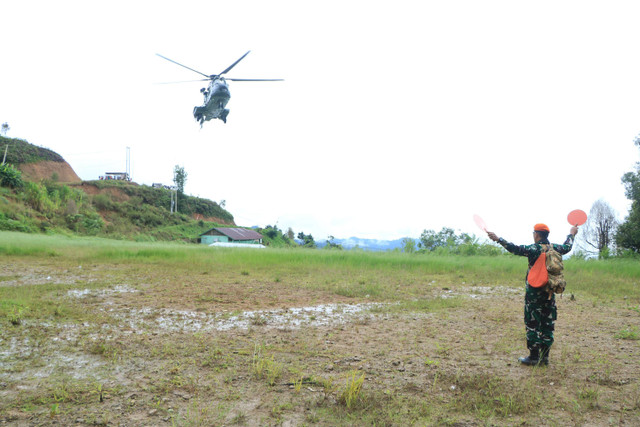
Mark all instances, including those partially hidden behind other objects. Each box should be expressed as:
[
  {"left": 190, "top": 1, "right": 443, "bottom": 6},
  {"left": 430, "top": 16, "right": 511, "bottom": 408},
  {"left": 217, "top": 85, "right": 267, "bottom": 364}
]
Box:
[
  {"left": 0, "top": 179, "right": 101, "bottom": 234},
  {"left": 89, "top": 180, "right": 234, "bottom": 223},
  {"left": 0, "top": 163, "right": 24, "bottom": 188},
  {"left": 0, "top": 136, "right": 65, "bottom": 164}
]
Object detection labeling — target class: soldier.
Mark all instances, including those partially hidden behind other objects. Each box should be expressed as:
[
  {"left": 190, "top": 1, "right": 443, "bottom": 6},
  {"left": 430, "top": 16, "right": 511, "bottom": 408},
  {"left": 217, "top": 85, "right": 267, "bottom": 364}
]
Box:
[{"left": 487, "top": 224, "right": 578, "bottom": 366}]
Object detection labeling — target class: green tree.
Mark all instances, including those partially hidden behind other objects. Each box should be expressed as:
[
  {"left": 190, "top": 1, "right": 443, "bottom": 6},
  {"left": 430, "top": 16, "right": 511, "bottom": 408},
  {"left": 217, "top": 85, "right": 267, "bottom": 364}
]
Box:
[
  {"left": 616, "top": 134, "right": 640, "bottom": 253},
  {"left": 173, "top": 165, "right": 187, "bottom": 194},
  {"left": 263, "top": 224, "right": 280, "bottom": 239},
  {"left": 0, "top": 122, "right": 9, "bottom": 137},
  {"left": 172, "top": 165, "right": 187, "bottom": 214},
  {"left": 401, "top": 237, "right": 416, "bottom": 253},
  {"left": 297, "top": 231, "right": 316, "bottom": 248},
  {"left": 418, "top": 227, "right": 458, "bottom": 251},
  {"left": 286, "top": 227, "right": 295, "bottom": 240},
  {"left": 324, "top": 235, "right": 343, "bottom": 250}
]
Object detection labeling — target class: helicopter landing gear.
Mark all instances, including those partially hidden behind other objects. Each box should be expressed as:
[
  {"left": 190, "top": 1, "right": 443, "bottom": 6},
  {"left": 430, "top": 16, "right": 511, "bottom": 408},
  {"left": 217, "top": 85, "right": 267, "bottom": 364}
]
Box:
[
  {"left": 193, "top": 106, "right": 206, "bottom": 127},
  {"left": 220, "top": 109, "right": 229, "bottom": 124}
]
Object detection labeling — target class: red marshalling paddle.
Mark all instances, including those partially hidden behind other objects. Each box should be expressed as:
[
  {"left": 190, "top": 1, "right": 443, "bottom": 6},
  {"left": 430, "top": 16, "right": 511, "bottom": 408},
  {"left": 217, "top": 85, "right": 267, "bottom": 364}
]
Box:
[
  {"left": 473, "top": 214, "right": 488, "bottom": 232},
  {"left": 567, "top": 209, "right": 587, "bottom": 226}
]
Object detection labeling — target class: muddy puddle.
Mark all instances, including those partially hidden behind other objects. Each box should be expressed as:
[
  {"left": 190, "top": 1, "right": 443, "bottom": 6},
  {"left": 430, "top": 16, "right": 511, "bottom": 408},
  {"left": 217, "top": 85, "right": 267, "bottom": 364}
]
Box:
[
  {"left": 109, "top": 302, "right": 388, "bottom": 333},
  {"left": 0, "top": 335, "right": 105, "bottom": 385},
  {"left": 61, "top": 284, "right": 522, "bottom": 335},
  {"left": 66, "top": 284, "right": 138, "bottom": 299}
]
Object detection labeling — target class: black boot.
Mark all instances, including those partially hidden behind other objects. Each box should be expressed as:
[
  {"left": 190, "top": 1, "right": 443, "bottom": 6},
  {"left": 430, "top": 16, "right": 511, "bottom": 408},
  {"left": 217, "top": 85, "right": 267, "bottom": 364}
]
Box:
[
  {"left": 518, "top": 348, "right": 540, "bottom": 366},
  {"left": 539, "top": 345, "right": 550, "bottom": 366}
]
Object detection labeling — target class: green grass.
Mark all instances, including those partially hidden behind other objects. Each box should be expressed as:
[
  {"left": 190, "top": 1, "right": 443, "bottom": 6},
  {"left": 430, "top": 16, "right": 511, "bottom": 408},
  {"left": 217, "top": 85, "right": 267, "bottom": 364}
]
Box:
[
  {"left": 1, "top": 231, "right": 639, "bottom": 302},
  {"left": 615, "top": 327, "right": 640, "bottom": 340}
]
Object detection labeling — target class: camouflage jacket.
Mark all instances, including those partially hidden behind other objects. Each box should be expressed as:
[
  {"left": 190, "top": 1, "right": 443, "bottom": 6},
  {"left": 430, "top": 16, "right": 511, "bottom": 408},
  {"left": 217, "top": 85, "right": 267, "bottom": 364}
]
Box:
[
  {"left": 496, "top": 234, "right": 575, "bottom": 268},
  {"left": 497, "top": 234, "right": 575, "bottom": 294}
]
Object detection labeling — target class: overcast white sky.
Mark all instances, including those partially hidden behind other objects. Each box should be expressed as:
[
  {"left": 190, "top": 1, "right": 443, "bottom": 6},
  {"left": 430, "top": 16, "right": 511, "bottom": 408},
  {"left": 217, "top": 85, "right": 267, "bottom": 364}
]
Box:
[{"left": 1, "top": 1, "right": 639, "bottom": 244}]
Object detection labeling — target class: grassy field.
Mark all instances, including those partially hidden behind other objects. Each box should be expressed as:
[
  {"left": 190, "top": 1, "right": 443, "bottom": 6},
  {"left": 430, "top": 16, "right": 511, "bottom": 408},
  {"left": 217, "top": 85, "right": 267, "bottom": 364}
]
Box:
[{"left": 1, "top": 231, "right": 639, "bottom": 426}]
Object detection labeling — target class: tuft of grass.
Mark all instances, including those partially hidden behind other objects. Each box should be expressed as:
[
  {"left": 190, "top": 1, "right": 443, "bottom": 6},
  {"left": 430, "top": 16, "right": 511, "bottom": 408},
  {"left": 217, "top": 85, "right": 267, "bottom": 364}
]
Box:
[
  {"left": 338, "top": 370, "right": 365, "bottom": 409},
  {"left": 229, "top": 411, "right": 247, "bottom": 425},
  {"left": 424, "top": 358, "right": 439, "bottom": 367},
  {"left": 250, "top": 314, "right": 267, "bottom": 326},
  {"left": 292, "top": 375, "right": 304, "bottom": 393},
  {"left": 614, "top": 326, "right": 640, "bottom": 340},
  {"left": 49, "top": 403, "right": 60, "bottom": 418},
  {"left": 577, "top": 386, "right": 600, "bottom": 409},
  {"left": 7, "top": 306, "right": 24, "bottom": 325},
  {"left": 251, "top": 345, "right": 283, "bottom": 386},
  {"left": 86, "top": 341, "right": 120, "bottom": 361}
]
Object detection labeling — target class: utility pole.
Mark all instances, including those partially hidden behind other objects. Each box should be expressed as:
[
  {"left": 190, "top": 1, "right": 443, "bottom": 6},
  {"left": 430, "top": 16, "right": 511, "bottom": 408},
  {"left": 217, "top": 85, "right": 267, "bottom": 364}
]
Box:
[
  {"left": 126, "top": 146, "right": 131, "bottom": 181},
  {"left": 170, "top": 186, "right": 178, "bottom": 214}
]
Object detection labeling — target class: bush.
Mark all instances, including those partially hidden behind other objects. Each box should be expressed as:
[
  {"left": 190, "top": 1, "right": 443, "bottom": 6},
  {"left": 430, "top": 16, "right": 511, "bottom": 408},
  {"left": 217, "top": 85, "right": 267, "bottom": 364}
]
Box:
[
  {"left": 0, "top": 212, "right": 35, "bottom": 232},
  {"left": 24, "top": 182, "right": 55, "bottom": 213},
  {"left": 0, "top": 164, "right": 23, "bottom": 188},
  {"left": 616, "top": 249, "right": 640, "bottom": 259},
  {"left": 93, "top": 193, "right": 114, "bottom": 211},
  {"left": 82, "top": 213, "right": 104, "bottom": 235}
]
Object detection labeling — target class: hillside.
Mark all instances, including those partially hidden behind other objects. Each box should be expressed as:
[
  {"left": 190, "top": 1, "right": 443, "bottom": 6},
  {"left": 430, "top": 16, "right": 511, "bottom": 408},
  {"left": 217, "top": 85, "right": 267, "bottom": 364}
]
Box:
[
  {"left": 0, "top": 136, "right": 241, "bottom": 242},
  {"left": 1, "top": 135, "right": 81, "bottom": 182}
]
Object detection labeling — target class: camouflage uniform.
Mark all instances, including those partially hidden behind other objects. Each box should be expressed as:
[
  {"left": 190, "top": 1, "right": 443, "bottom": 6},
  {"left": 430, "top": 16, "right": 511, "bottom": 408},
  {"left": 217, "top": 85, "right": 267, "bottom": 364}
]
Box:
[{"left": 496, "top": 235, "right": 574, "bottom": 354}]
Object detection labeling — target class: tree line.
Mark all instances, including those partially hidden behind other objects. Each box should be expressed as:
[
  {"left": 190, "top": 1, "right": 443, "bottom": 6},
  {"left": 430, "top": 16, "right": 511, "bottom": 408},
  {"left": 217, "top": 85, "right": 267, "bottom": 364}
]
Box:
[{"left": 576, "top": 134, "right": 640, "bottom": 258}]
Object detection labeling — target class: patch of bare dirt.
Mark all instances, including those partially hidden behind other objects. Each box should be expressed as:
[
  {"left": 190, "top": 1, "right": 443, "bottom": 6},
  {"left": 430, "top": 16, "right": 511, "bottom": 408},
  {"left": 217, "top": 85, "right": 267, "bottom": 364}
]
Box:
[{"left": 17, "top": 160, "right": 81, "bottom": 183}]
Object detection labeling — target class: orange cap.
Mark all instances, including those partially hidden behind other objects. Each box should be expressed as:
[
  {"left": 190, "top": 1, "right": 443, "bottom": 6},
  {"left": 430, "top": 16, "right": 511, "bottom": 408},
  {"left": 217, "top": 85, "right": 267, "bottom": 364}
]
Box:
[{"left": 534, "top": 223, "right": 550, "bottom": 233}]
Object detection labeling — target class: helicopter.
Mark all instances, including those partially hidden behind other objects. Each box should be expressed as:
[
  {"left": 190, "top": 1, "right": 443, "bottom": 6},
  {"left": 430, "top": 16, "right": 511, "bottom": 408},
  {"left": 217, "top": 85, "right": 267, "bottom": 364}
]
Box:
[{"left": 156, "top": 51, "right": 283, "bottom": 126}]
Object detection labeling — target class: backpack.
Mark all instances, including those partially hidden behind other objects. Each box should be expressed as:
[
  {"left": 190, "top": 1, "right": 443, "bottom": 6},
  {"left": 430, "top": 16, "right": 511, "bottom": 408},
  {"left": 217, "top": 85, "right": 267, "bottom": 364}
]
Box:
[
  {"left": 543, "top": 244, "right": 566, "bottom": 296},
  {"left": 527, "top": 243, "right": 566, "bottom": 296}
]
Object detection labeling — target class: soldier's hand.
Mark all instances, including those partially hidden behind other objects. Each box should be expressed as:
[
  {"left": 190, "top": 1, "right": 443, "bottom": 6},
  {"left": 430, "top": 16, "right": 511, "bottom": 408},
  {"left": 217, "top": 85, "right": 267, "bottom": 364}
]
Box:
[
  {"left": 487, "top": 232, "right": 499, "bottom": 242},
  {"left": 570, "top": 226, "right": 578, "bottom": 236}
]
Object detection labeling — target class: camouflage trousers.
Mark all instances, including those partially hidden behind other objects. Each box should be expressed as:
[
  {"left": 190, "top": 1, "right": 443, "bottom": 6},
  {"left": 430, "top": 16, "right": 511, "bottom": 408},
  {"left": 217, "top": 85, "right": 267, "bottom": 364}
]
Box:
[{"left": 524, "top": 287, "right": 557, "bottom": 351}]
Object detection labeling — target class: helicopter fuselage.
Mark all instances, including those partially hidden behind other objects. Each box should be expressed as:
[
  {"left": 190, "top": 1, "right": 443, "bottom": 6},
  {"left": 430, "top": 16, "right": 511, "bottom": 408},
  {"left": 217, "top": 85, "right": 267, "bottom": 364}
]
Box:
[{"left": 193, "top": 78, "right": 231, "bottom": 125}]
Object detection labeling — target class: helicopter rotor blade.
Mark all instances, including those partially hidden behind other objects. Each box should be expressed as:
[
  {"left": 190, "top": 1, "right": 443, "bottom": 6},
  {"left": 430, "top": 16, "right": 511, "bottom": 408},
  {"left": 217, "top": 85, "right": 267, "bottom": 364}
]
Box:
[
  {"left": 154, "top": 79, "right": 211, "bottom": 84},
  {"left": 156, "top": 54, "right": 210, "bottom": 78},
  {"left": 225, "top": 78, "right": 284, "bottom": 81},
  {"left": 218, "top": 51, "right": 251, "bottom": 76}
]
